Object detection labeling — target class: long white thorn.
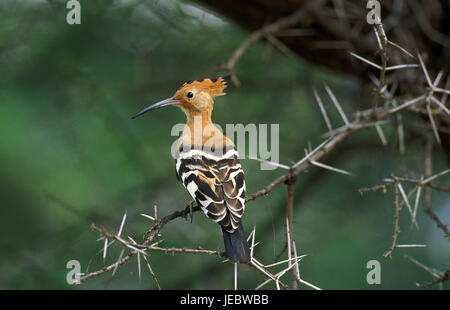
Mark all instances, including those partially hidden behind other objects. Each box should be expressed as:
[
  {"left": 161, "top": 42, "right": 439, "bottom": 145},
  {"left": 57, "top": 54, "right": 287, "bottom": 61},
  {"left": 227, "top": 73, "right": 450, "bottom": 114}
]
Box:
[
  {"left": 140, "top": 213, "right": 155, "bottom": 221},
  {"left": 311, "top": 160, "right": 353, "bottom": 176},
  {"left": 275, "top": 280, "right": 281, "bottom": 290},
  {"left": 137, "top": 253, "right": 141, "bottom": 281},
  {"left": 103, "top": 238, "right": 108, "bottom": 261},
  {"left": 112, "top": 248, "right": 125, "bottom": 277},
  {"left": 422, "top": 169, "right": 450, "bottom": 185},
  {"left": 417, "top": 53, "right": 433, "bottom": 88},
  {"left": 397, "top": 183, "right": 417, "bottom": 228},
  {"left": 286, "top": 217, "right": 292, "bottom": 271},
  {"left": 277, "top": 256, "right": 304, "bottom": 279},
  {"left": 396, "top": 244, "right": 427, "bottom": 248},
  {"left": 387, "top": 40, "right": 414, "bottom": 57},
  {"left": 404, "top": 255, "right": 443, "bottom": 279},
  {"left": 149, "top": 239, "right": 165, "bottom": 247},
  {"left": 386, "top": 64, "right": 419, "bottom": 71},
  {"left": 412, "top": 183, "right": 422, "bottom": 228},
  {"left": 126, "top": 244, "right": 147, "bottom": 255},
  {"left": 434, "top": 87, "right": 450, "bottom": 95},
  {"left": 298, "top": 278, "right": 322, "bottom": 290},
  {"left": 265, "top": 254, "right": 308, "bottom": 268},
  {"left": 313, "top": 88, "right": 333, "bottom": 135},
  {"left": 389, "top": 95, "right": 425, "bottom": 114},
  {"left": 349, "top": 52, "right": 382, "bottom": 70},
  {"left": 430, "top": 96, "right": 450, "bottom": 116},
  {"left": 373, "top": 26, "right": 382, "bottom": 49},
  {"left": 427, "top": 102, "right": 441, "bottom": 145},
  {"left": 292, "top": 242, "right": 300, "bottom": 282},
  {"left": 325, "top": 84, "right": 350, "bottom": 126},
  {"left": 250, "top": 225, "right": 256, "bottom": 259},
  {"left": 118, "top": 211, "right": 127, "bottom": 238},
  {"left": 255, "top": 278, "right": 271, "bottom": 290},
  {"left": 375, "top": 124, "right": 388, "bottom": 146},
  {"left": 234, "top": 263, "right": 238, "bottom": 290},
  {"left": 142, "top": 255, "right": 161, "bottom": 289},
  {"left": 433, "top": 70, "right": 444, "bottom": 88},
  {"left": 248, "top": 156, "right": 290, "bottom": 170}
]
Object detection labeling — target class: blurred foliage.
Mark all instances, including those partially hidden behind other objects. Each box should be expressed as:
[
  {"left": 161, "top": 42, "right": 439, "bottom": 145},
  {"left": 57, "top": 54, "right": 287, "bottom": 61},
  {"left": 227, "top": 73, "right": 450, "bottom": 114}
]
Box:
[{"left": 0, "top": 0, "right": 448, "bottom": 290}]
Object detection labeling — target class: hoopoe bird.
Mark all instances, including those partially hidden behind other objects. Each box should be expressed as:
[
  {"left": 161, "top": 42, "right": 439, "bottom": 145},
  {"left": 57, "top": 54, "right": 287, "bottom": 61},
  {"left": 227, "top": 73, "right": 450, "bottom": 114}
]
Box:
[{"left": 132, "top": 74, "right": 251, "bottom": 263}]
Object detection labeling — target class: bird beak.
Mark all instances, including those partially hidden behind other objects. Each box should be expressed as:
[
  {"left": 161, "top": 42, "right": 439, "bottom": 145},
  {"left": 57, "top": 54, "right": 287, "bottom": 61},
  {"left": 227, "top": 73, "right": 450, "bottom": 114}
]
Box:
[{"left": 131, "top": 97, "right": 180, "bottom": 119}]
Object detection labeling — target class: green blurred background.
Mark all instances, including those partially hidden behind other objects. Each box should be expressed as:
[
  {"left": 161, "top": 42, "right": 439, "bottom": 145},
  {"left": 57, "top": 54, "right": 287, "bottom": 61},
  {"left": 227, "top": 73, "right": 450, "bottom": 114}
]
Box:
[{"left": 0, "top": 0, "right": 448, "bottom": 290}]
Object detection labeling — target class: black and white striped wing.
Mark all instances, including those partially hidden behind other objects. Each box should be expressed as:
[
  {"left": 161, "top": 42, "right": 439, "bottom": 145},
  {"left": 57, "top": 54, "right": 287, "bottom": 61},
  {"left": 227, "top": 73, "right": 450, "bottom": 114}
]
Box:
[{"left": 175, "top": 149, "right": 246, "bottom": 233}]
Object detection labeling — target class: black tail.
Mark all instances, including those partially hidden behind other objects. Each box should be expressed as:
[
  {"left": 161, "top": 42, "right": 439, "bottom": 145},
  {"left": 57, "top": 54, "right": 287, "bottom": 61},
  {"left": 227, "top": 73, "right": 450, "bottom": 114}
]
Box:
[{"left": 221, "top": 222, "right": 251, "bottom": 263}]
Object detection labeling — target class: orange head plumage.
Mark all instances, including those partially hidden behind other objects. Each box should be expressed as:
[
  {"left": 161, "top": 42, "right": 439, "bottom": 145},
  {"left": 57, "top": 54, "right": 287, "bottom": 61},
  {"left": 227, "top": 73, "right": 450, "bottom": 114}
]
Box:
[{"left": 132, "top": 73, "right": 231, "bottom": 119}]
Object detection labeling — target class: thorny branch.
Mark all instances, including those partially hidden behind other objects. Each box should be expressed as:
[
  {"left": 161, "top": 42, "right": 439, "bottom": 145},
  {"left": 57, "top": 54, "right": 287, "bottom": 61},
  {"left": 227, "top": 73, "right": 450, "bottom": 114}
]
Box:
[
  {"left": 360, "top": 134, "right": 449, "bottom": 287},
  {"left": 360, "top": 169, "right": 450, "bottom": 260}
]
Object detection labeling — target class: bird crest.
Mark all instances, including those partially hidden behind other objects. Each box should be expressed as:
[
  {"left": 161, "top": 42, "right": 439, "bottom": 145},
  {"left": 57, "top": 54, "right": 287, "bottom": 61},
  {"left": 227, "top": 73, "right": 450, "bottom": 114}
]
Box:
[{"left": 178, "top": 73, "right": 232, "bottom": 98}]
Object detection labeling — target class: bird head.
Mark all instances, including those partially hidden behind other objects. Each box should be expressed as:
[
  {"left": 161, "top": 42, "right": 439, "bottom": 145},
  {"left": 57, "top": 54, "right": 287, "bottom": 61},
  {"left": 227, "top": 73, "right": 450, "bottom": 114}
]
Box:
[{"left": 132, "top": 73, "right": 231, "bottom": 119}]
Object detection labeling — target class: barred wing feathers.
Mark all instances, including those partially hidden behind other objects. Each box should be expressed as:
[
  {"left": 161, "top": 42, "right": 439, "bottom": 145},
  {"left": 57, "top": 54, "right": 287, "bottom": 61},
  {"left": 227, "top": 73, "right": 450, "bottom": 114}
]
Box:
[{"left": 175, "top": 148, "right": 246, "bottom": 233}]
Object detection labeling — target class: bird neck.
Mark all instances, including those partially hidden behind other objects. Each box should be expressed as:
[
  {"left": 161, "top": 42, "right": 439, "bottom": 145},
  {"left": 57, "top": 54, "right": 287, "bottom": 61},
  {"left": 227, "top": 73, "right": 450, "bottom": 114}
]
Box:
[
  {"left": 179, "top": 109, "right": 233, "bottom": 151},
  {"left": 186, "top": 109, "right": 213, "bottom": 128}
]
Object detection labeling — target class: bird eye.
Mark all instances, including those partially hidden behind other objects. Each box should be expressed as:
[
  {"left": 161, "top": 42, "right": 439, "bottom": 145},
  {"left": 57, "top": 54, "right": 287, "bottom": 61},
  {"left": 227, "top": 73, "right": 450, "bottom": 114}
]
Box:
[{"left": 187, "top": 91, "right": 194, "bottom": 99}]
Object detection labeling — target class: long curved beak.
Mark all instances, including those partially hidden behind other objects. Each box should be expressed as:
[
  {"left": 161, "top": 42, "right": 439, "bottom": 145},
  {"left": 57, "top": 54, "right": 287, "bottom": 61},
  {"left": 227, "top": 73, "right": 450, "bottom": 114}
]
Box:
[{"left": 131, "top": 97, "right": 180, "bottom": 119}]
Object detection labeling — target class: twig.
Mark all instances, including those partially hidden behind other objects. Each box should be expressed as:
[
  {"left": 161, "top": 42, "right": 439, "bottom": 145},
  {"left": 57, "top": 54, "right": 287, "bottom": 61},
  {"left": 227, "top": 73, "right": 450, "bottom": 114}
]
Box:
[
  {"left": 359, "top": 183, "right": 388, "bottom": 195},
  {"left": 285, "top": 171, "right": 298, "bottom": 289},
  {"left": 223, "top": 7, "right": 312, "bottom": 77},
  {"left": 383, "top": 179, "right": 401, "bottom": 258},
  {"left": 417, "top": 270, "right": 450, "bottom": 288},
  {"left": 372, "top": 23, "right": 388, "bottom": 117},
  {"left": 142, "top": 254, "right": 161, "bottom": 289},
  {"left": 422, "top": 136, "right": 450, "bottom": 239}
]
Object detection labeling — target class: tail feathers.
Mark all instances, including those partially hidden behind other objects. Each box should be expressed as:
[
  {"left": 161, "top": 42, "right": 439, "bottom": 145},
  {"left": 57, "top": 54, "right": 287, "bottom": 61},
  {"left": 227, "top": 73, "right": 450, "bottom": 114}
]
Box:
[{"left": 221, "top": 223, "right": 251, "bottom": 263}]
